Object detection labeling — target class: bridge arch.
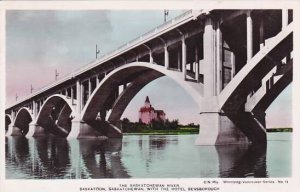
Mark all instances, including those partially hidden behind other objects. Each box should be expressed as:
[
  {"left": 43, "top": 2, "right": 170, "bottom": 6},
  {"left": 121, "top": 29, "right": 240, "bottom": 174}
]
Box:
[
  {"left": 13, "top": 107, "right": 33, "bottom": 135},
  {"left": 36, "top": 94, "right": 76, "bottom": 137},
  {"left": 5, "top": 114, "right": 12, "bottom": 132},
  {"left": 81, "top": 62, "right": 203, "bottom": 126}
]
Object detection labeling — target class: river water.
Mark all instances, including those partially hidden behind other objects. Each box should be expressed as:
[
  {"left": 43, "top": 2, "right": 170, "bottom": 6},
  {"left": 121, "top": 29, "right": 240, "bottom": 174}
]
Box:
[{"left": 5, "top": 133, "right": 291, "bottom": 179}]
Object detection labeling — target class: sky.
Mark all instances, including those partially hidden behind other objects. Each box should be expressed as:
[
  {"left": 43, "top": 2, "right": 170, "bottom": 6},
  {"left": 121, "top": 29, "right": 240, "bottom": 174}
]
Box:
[{"left": 5, "top": 10, "right": 292, "bottom": 127}]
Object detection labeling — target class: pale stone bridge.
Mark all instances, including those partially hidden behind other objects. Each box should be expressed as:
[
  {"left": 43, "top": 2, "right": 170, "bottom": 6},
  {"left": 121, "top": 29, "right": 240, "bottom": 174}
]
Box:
[{"left": 5, "top": 9, "right": 293, "bottom": 145}]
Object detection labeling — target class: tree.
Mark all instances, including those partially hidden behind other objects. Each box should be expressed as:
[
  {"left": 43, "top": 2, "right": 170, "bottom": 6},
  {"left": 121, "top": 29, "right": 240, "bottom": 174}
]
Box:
[{"left": 121, "top": 118, "right": 130, "bottom": 132}]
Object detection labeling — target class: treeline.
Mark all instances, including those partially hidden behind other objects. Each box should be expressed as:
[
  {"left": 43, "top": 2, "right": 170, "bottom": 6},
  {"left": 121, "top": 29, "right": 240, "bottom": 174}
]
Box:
[
  {"left": 178, "top": 123, "right": 199, "bottom": 128},
  {"left": 120, "top": 118, "right": 181, "bottom": 133},
  {"left": 267, "top": 128, "right": 292, "bottom": 132}
]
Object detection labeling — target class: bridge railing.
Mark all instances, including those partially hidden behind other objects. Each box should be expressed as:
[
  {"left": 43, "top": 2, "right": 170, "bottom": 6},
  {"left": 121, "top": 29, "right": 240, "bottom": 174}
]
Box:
[
  {"left": 110, "top": 10, "right": 193, "bottom": 56},
  {"left": 72, "top": 10, "right": 196, "bottom": 75}
]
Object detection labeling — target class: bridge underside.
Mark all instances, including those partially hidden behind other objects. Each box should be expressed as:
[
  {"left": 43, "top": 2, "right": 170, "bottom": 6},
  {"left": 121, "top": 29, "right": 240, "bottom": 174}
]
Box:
[
  {"left": 7, "top": 108, "right": 32, "bottom": 136},
  {"left": 196, "top": 13, "right": 293, "bottom": 145},
  {"left": 5, "top": 116, "right": 11, "bottom": 132},
  {"left": 71, "top": 70, "right": 163, "bottom": 139}
]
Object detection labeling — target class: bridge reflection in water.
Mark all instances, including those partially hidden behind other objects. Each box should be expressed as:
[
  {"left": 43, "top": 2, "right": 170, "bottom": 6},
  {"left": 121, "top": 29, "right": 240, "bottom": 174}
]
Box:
[{"left": 5, "top": 135, "right": 290, "bottom": 179}]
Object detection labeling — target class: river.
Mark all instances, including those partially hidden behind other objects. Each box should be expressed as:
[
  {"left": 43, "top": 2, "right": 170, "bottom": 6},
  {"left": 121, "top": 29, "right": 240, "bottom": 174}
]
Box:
[{"left": 5, "top": 133, "right": 291, "bottom": 179}]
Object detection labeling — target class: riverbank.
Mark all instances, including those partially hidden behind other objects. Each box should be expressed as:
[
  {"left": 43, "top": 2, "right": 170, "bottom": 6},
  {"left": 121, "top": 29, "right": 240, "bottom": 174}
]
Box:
[
  {"left": 123, "top": 127, "right": 292, "bottom": 135},
  {"left": 267, "top": 128, "right": 292, "bottom": 132},
  {"left": 124, "top": 127, "right": 199, "bottom": 135}
]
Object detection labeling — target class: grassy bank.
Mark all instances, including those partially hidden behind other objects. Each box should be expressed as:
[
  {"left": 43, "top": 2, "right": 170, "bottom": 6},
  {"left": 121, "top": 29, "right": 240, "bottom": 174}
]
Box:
[
  {"left": 123, "top": 127, "right": 292, "bottom": 135},
  {"left": 124, "top": 127, "right": 199, "bottom": 135},
  {"left": 267, "top": 128, "right": 292, "bottom": 132}
]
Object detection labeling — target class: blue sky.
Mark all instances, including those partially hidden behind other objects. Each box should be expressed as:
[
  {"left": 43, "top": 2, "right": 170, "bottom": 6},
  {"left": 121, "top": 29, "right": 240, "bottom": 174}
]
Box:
[{"left": 6, "top": 10, "right": 292, "bottom": 127}]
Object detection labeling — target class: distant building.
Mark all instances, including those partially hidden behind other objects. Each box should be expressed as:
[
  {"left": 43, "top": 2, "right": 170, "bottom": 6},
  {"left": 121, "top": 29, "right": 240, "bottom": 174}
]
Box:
[{"left": 139, "top": 96, "right": 166, "bottom": 124}]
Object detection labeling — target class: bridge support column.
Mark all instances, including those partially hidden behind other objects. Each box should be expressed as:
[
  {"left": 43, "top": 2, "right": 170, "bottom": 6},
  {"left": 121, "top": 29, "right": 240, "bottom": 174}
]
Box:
[
  {"left": 32, "top": 100, "right": 38, "bottom": 122},
  {"left": 216, "top": 21, "right": 222, "bottom": 93},
  {"left": 149, "top": 51, "right": 153, "bottom": 64},
  {"left": 282, "top": 9, "right": 288, "bottom": 29},
  {"left": 182, "top": 37, "right": 186, "bottom": 79},
  {"left": 11, "top": 110, "right": 15, "bottom": 123},
  {"left": 81, "top": 83, "right": 85, "bottom": 109},
  {"left": 26, "top": 122, "right": 46, "bottom": 137},
  {"left": 247, "top": 11, "right": 253, "bottom": 61},
  {"left": 195, "top": 97, "right": 250, "bottom": 145},
  {"left": 76, "top": 80, "right": 81, "bottom": 113},
  {"left": 96, "top": 75, "right": 100, "bottom": 86},
  {"left": 203, "top": 16, "right": 218, "bottom": 96},
  {"left": 259, "top": 17, "right": 265, "bottom": 49},
  {"left": 164, "top": 44, "right": 169, "bottom": 69},
  {"left": 67, "top": 79, "right": 84, "bottom": 139},
  {"left": 71, "top": 86, "right": 74, "bottom": 104},
  {"left": 194, "top": 47, "right": 199, "bottom": 73},
  {"left": 196, "top": 16, "right": 250, "bottom": 145},
  {"left": 88, "top": 79, "right": 92, "bottom": 97},
  {"left": 195, "top": 61, "right": 199, "bottom": 82}
]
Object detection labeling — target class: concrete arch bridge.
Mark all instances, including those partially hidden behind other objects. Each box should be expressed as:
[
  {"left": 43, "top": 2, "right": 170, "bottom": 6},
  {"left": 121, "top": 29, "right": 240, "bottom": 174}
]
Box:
[{"left": 5, "top": 9, "right": 293, "bottom": 145}]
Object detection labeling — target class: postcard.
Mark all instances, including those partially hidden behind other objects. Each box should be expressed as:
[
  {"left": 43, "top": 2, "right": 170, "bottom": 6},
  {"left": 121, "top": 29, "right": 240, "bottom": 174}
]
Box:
[{"left": 1, "top": 1, "right": 299, "bottom": 192}]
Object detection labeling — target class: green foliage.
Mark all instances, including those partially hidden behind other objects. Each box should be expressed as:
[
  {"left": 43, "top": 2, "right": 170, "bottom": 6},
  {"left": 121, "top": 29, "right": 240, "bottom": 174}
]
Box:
[
  {"left": 121, "top": 119, "right": 292, "bottom": 134},
  {"left": 120, "top": 118, "right": 199, "bottom": 135},
  {"left": 121, "top": 118, "right": 150, "bottom": 133},
  {"left": 151, "top": 119, "right": 179, "bottom": 130},
  {"left": 267, "top": 128, "right": 293, "bottom": 132}
]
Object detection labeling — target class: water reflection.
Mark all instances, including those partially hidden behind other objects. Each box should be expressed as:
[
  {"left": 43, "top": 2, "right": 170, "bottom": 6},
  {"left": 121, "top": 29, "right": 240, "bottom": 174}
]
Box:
[
  {"left": 6, "top": 136, "right": 30, "bottom": 169},
  {"left": 35, "top": 137, "right": 70, "bottom": 178},
  {"left": 78, "top": 139, "right": 129, "bottom": 178},
  {"left": 6, "top": 136, "right": 127, "bottom": 179},
  {"left": 216, "top": 144, "right": 267, "bottom": 177},
  {"left": 148, "top": 135, "right": 178, "bottom": 150},
  {"left": 5, "top": 135, "right": 289, "bottom": 179}
]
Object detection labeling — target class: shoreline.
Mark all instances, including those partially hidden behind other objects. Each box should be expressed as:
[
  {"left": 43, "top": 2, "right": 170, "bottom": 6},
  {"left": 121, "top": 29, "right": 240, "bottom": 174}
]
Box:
[
  {"left": 123, "top": 127, "right": 292, "bottom": 135},
  {"left": 266, "top": 128, "right": 292, "bottom": 132}
]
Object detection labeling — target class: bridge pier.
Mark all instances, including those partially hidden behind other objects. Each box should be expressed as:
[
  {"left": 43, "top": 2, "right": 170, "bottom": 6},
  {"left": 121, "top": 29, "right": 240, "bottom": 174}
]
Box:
[
  {"left": 26, "top": 122, "right": 47, "bottom": 137},
  {"left": 8, "top": 126, "right": 23, "bottom": 136},
  {"left": 6, "top": 125, "right": 15, "bottom": 136},
  {"left": 195, "top": 112, "right": 249, "bottom": 146},
  {"left": 68, "top": 119, "right": 122, "bottom": 139},
  {"left": 195, "top": 97, "right": 249, "bottom": 145},
  {"left": 67, "top": 119, "right": 81, "bottom": 139},
  {"left": 71, "top": 120, "right": 103, "bottom": 139}
]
